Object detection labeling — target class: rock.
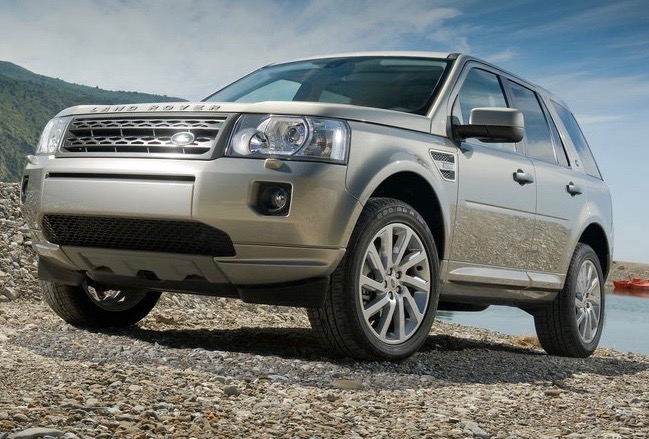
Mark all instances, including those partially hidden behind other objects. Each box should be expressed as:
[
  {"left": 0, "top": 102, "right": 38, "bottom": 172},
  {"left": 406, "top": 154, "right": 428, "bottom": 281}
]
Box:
[
  {"left": 461, "top": 421, "right": 490, "bottom": 439},
  {"left": 544, "top": 389, "right": 562, "bottom": 397},
  {"left": 12, "top": 233, "right": 23, "bottom": 245},
  {"left": 12, "top": 414, "right": 29, "bottom": 423},
  {"left": 2, "top": 287, "right": 16, "bottom": 300},
  {"left": 223, "top": 386, "right": 241, "bottom": 397},
  {"left": 8, "top": 427, "right": 65, "bottom": 439}
]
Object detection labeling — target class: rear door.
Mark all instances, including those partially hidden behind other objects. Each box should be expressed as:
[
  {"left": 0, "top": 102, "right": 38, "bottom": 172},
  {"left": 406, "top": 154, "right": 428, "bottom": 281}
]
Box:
[{"left": 503, "top": 79, "right": 589, "bottom": 287}]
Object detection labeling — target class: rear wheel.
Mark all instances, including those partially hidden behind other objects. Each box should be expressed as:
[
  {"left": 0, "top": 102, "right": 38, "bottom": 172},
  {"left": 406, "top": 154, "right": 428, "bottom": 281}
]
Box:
[
  {"left": 534, "top": 243, "right": 605, "bottom": 357},
  {"left": 41, "top": 280, "right": 161, "bottom": 327},
  {"left": 308, "top": 198, "right": 440, "bottom": 361}
]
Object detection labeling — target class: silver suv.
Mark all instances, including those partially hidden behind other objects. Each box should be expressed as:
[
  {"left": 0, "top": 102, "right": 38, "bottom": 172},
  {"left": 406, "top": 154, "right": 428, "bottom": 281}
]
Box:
[{"left": 21, "top": 52, "right": 613, "bottom": 360}]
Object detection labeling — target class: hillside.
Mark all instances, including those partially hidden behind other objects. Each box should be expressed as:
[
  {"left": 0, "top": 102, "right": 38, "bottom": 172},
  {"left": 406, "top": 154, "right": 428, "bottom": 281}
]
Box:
[{"left": 0, "top": 61, "right": 185, "bottom": 182}]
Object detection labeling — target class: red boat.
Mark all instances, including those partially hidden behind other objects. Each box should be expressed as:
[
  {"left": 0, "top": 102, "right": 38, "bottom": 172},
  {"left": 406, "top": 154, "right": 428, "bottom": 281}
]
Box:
[{"left": 613, "top": 277, "right": 649, "bottom": 290}]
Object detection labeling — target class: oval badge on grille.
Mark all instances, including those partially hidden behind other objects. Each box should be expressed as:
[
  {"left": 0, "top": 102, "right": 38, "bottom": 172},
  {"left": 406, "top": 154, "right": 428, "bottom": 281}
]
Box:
[{"left": 171, "top": 132, "right": 195, "bottom": 146}]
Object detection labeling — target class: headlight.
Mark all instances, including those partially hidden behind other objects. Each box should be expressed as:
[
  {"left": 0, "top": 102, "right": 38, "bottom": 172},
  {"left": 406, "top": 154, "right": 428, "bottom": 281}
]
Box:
[
  {"left": 227, "top": 114, "right": 349, "bottom": 164},
  {"left": 35, "top": 116, "right": 72, "bottom": 155}
]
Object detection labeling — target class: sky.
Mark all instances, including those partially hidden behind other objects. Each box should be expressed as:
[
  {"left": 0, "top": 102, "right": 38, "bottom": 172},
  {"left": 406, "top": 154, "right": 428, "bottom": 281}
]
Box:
[{"left": 0, "top": 0, "right": 648, "bottom": 263}]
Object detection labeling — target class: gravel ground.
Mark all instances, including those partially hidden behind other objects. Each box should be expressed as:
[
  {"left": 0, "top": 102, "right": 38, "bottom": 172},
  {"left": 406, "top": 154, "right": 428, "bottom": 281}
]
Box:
[
  {"left": 1, "top": 182, "right": 648, "bottom": 438},
  {"left": 1, "top": 295, "right": 648, "bottom": 439}
]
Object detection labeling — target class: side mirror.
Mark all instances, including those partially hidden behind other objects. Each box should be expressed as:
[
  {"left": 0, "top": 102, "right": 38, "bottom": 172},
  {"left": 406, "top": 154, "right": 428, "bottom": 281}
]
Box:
[{"left": 453, "top": 107, "right": 524, "bottom": 143}]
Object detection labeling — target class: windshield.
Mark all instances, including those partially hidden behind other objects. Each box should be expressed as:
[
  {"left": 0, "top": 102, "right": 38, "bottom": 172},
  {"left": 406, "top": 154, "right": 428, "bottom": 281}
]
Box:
[{"left": 204, "top": 56, "right": 450, "bottom": 115}]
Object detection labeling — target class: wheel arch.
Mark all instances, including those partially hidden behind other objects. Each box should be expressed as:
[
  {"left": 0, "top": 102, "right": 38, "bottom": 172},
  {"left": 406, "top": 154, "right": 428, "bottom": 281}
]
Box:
[
  {"left": 367, "top": 171, "right": 447, "bottom": 263},
  {"left": 578, "top": 223, "right": 610, "bottom": 279}
]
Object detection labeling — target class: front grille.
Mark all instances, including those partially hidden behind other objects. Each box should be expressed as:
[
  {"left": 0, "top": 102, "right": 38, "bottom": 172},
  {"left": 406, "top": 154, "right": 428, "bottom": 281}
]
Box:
[
  {"left": 60, "top": 116, "right": 229, "bottom": 157},
  {"left": 42, "top": 215, "right": 236, "bottom": 257}
]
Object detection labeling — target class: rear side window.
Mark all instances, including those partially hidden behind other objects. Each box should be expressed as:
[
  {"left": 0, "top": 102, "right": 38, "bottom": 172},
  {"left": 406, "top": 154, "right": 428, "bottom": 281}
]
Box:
[
  {"left": 507, "top": 81, "right": 556, "bottom": 163},
  {"left": 551, "top": 101, "right": 602, "bottom": 179}
]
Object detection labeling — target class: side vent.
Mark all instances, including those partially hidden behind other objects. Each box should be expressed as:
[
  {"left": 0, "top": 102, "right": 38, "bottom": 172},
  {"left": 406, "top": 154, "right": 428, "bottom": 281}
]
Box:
[{"left": 429, "top": 150, "right": 457, "bottom": 182}]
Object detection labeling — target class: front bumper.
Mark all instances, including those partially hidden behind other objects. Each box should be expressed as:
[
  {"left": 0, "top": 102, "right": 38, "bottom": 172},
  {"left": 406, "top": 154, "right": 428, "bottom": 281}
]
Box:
[{"left": 22, "top": 155, "right": 361, "bottom": 289}]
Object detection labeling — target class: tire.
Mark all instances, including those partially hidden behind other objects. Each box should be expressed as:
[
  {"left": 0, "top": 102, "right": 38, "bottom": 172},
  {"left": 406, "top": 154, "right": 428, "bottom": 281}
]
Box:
[
  {"left": 308, "top": 198, "right": 440, "bottom": 361},
  {"left": 534, "top": 243, "right": 605, "bottom": 357},
  {"left": 41, "top": 280, "right": 161, "bottom": 327}
]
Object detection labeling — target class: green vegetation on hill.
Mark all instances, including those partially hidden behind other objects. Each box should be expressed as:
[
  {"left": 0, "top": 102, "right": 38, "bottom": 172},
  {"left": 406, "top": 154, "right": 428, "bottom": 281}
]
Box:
[{"left": 0, "top": 61, "right": 185, "bottom": 182}]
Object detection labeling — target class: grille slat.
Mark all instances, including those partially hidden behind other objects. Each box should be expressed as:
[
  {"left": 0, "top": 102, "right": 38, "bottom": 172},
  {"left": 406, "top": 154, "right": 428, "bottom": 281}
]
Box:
[
  {"left": 61, "top": 116, "right": 228, "bottom": 157},
  {"left": 42, "top": 215, "right": 236, "bottom": 257}
]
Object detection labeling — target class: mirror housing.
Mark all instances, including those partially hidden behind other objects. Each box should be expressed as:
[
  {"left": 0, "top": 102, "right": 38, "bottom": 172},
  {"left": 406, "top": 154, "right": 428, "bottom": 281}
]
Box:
[{"left": 453, "top": 107, "right": 524, "bottom": 143}]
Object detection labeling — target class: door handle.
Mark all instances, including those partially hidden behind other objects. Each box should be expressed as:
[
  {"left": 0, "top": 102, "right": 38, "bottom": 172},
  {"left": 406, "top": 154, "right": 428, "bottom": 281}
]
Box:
[
  {"left": 513, "top": 169, "right": 534, "bottom": 185},
  {"left": 567, "top": 182, "right": 582, "bottom": 196}
]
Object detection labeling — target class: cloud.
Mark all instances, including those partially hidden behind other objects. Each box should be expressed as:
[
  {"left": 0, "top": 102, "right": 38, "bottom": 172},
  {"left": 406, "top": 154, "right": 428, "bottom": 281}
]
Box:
[
  {"left": 483, "top": 49, "right": 516, "bottom": 63},
  {"left": 0, "top": 0, "right": 465, "bottom": 100},
  {"left": 510, "top": 0, "right": 646, "bottom": 38},
  {"left": 533, "top": 72, "right": 649, "bottom": 114}
]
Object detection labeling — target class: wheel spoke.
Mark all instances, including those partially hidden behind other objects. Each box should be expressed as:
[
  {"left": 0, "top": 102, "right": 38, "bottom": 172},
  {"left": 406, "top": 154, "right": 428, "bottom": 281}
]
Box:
[
  {"left": 588, "top": 295, "right": 601, "bottom": 307},
  {"left": 379, "top": 226, "right": 394, "bottom": 268},
  {"left": 363, "top": 294, "right": 390, "bottom": 320},
  {"left": 377, "top": 300, "right": 396, "bottom": 338},
  {"left": 398, "top": 251, "right": 426, "bottom": 272},
  {"left": 588, "top": 307, "right": 600, "bottom": 327},
  {"left": 393, "top": 296, "right": 406, "bottom": 341},
  {"left": 586, "top": 264, "right": 594, "bottom": 284},
  {"left": 367, "top": 245, "right": 387, "bottom": 279},
  {"left": 574, "top": 295, "right": 584, "bottom": 308},
  {"left": 586, "top": 276, "right": 600, "bottom": 297},
  {"left": 576, "top": 308, "right": 586, "bottom": 328},
  {"left": 393, "top": 228, "right": 412, "bottom": 268},
  {"left": 402, "top": 289, "right": 424, "bottom": 323},
  {"left": 400, "top": 274, "right": 429, "bottom": 293},
  {"left": 360, "top": 275, "right": 385, "bottom": 293},
  {"left": 581, "top": 309, "right": 591, "bottom": 341}
]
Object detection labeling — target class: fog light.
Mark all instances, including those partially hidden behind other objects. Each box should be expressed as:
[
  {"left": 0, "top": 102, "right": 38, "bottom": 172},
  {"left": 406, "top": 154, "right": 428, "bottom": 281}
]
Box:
[{"left": 256, "top": 182, "right": 292, "bottom": 216}]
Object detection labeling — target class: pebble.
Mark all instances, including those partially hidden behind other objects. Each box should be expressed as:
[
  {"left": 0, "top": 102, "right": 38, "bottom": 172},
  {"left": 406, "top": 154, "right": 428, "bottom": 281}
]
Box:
[
  {"left": 7, "top": 427, "right": 65, "bottom": 439},
  {"left": 462, "top": 420, "right": 490, "bottom": 438},
  {"left": 12, "top": 414, "right": 29, "bottom": 423},
  {"left": 223, "top": 386, "right": 241, "bottom": 397}
]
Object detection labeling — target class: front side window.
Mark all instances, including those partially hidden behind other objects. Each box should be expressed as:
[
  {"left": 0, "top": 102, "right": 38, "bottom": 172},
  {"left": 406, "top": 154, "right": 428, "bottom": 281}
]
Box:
[
  {"left": 452, "top": 68, "right": 513, "bottom": 152},
  {"left": 204, "top": 57, "right": 450, "bottom": 115},
  {"left": 552, "top": 101, "right": 602, "bottom": 179}
]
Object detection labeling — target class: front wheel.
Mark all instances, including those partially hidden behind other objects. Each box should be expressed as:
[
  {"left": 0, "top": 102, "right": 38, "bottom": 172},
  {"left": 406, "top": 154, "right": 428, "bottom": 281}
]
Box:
[
  {"left": 534, "top": 243, "right": 605, "bottom": 357},
  {"left": 41, "top": 280, "right": 161, "bottom": 327},
  {"left": 309, "top": 198, "right": 440, "bottom": 361}
]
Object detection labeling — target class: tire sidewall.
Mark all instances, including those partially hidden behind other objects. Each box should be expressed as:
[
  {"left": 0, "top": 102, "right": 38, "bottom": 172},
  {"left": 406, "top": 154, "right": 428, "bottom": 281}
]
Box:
[{"left": 345, "top": 201, "right": 440, "bottom": 359}]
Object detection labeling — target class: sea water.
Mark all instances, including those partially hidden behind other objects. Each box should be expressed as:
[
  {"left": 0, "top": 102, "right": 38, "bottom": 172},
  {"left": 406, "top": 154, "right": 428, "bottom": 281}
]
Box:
[{"left": 439, "top": 291, "right": 649, "bottom": 354}]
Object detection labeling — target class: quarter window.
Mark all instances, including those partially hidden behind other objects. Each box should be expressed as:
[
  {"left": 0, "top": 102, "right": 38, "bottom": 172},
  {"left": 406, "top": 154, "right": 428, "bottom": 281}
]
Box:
[
  {"left": 551, "top": 101, "right": 602, "bottom": 179},
  {"left": 547, "top": 109, "right": 570, "bottom": 167}
]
